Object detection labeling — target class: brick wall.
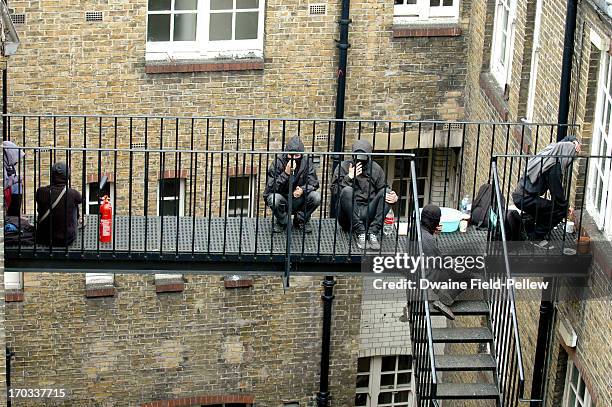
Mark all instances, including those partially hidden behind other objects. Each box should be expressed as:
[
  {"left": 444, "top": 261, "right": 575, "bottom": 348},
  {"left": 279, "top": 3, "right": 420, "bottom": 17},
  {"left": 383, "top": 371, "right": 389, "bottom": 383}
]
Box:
[{"left": 5, "top": 274, "right": 362, "bottom": 406}]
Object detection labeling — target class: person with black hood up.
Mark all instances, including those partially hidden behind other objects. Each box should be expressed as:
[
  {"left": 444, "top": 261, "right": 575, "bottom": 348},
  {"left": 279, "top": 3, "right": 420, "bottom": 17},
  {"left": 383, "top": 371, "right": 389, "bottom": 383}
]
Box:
[
  {"left": 264, "top": 136, "right": 321, "bottom": 233},
  {"left": 331, "top": 140, "right": 398, "bottom": 250},
  {"left": 35, "top": 162, "right": 83, "bottom": 246},
  {"left": 512, "top": 135, "right": 581, "bottom": 243}
]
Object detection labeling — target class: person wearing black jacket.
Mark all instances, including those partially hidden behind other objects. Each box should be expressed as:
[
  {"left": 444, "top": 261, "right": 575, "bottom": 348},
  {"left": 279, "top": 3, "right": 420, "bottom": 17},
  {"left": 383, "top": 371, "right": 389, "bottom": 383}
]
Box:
[
  {"left": 35, "top": 162, "right": 83, "bottom": 246},
  {"left": 512, "top": 136, "right": 580, "bottom": 242},
  {"left": 331, "top": 140, "right": 398, "bottom": 250},
  {"left": 264, "top": 136, "right": 321, "bottom": 233}
]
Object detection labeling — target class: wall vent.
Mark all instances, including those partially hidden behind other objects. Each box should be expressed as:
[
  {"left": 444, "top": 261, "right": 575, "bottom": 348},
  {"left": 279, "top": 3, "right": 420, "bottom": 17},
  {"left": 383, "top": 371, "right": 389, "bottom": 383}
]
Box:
[
  {"left": 10, "top": 14, "right": 25, "bottom": 24},
  {"left": 315, "top": 134, "right": 328, "bottom": 142},
  {"left": 309, "top": 4, "right": 326, "bottom": 15},
  {"left": 131, "top": 142, "right": 146, "bottom": 149},
  {"left": 85, "top": 11, "right": 103, "bottom": 22}
]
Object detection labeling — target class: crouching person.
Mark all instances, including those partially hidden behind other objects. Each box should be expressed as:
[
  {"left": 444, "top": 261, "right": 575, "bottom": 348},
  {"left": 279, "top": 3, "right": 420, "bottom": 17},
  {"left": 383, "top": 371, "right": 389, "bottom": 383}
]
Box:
[
  {"left": 36, "top": 162, "right": 83, "bottom": 246},
  {"left": 331, "top": 140, "right": 398, "bottom": 250},
  {"left": 264, "top": 136, "right": 321, "bottom": 233}
]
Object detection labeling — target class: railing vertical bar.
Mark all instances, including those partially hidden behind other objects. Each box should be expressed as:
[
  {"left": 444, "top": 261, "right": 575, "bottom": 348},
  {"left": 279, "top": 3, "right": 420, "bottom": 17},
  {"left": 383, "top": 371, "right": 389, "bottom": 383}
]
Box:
[
  {"left": 472, "top": 124, "right": 481, "bottom": 204},
  {"left": 203, "top": 119, "right": 210, "bottom": 217},
  {"left": 159, "top": 118, "right": 165, "bottom": 258},
  {"left": 317, "top": 121, "right": 332, "bottom": 257},
  {"left": 96, "top": 117, "right": 102, "bottom": 256},
  {"left": 112, "top": 117, "right": 118, "bottom": 255},
  {"left": 175, "top": 118, "right": 181, "bottom": 257},
  {"left": 428, "top": 123, "right": 436, "bottom": 203},
  {"left": 128, "top": 117, "right": 133, "bottom": 256},
  {"left": 189, "top": 118, "right": 195, "bottom": 216},
  {"left": 252, "top": 120, "right": 261, "bottom": 257},
  {"left": 457, "top": 123, "right": 467, "bottom": 209},
  {"left": 442, "top": 123, "right": 451, "bottom": 207},
  {"left": 80, "top": 117, "right": 87, "bottom": 255},
  {"left": 206, "top": 152, "right": 214, "bottom": 255},
  {"left": 191, "top": 151, "right": 198, "bottom": 257}
]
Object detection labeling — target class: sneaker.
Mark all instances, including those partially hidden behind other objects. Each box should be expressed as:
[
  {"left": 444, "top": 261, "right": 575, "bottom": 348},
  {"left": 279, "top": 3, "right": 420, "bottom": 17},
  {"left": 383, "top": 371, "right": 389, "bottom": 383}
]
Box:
[
  {"left": 368, "top": 233, "right": 381, "bottom": 250},
  {"left": 530, "top": 240, "right": 555, "bottom": 250},
  {"left": 273, "top": 220, "right": 286, "bottom": 233},
  {"left": 432, "top": 300, "right": 456, "bottom": 320},
  {"left": 355, "top": 233, "right": 367, "bottom": 249},
  {"left": 298, "top": 220, "right": 313, "bottom": 234}
]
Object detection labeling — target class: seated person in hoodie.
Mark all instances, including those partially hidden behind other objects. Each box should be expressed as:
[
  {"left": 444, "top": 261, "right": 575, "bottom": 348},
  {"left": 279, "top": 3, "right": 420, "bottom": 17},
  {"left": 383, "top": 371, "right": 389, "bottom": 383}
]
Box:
[
  {"left": 3, "top": 141, "right": 25, "bottom": 216},
  {"left": 35, "top": 162, "right": 83, "bottom": 246},
  {"left": 512, "top": 136, "right": 581, "bottom": 242},
  {"left": 264, "top": 136, "right": 321, "bottom": 233},
  {"left": 331, "top": 140, "right": 398, "bottom": 250}
]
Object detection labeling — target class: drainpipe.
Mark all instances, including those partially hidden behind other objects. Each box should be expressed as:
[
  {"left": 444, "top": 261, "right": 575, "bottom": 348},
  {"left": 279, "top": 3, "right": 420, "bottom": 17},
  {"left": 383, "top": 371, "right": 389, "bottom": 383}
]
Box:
[
  {"left": 530, "top": 292, "right": 554, "bottom": 407},
  {"left": 2, "top": 0, "right": 8, "bottom": 141},
  {"left": 557, "top": 0, "right": 578, "bottom": 141},
  {"left": 316, "top": 276, "right": 336, "bottom": 407},
  {"left": 333, "top": 0, "right": 351, "bottom": 156},
  {"left": 6, "top": 347, "right": 14, "bottom": 407}
]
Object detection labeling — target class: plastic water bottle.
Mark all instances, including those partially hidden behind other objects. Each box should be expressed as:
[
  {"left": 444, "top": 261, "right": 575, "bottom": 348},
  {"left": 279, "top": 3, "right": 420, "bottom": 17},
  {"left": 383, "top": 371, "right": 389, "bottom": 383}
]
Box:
[
  {"left": 461, "top": 195, "right": 470, "bottom": 214},
  {"left": 383, "top": 209, "right": 395, "bottom": 236}
]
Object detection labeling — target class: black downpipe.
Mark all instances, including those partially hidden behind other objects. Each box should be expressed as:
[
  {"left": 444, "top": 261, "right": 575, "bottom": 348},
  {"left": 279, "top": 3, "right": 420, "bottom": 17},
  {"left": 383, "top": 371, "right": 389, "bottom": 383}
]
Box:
[
  {"left": 2, "top": 0, "right": 7, "bottom": 141},
  {"left": 6, "top": 347, "right": 14, "bottom": 407},
  {"left": 333, "top": 0, "right": 351, "bottom": 156},
  {"left": 530, "top": 293, "right": 554, "bottom": 407},
  {"left": 557, "top": 0, "right": 578, "bottom": 141},
  {"left": 317, "top": 276, "right": 336, "bottom": 407}
]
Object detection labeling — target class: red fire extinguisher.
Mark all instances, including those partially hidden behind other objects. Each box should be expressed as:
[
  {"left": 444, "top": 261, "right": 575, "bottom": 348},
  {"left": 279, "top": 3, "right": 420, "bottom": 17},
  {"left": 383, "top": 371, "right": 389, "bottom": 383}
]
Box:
[{"left": 99, "top": 195, "right": 112, "bottom": 243}]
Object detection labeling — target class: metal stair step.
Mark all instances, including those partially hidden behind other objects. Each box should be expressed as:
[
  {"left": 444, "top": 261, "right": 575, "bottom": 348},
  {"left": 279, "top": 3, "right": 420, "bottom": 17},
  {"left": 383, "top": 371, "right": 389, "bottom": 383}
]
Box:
[
  {"left": 436, "top": 383, "right": 500, "bottom": 400},
  {"left": 429, "top": 301, "right": 489, "bottom": 316},
  {"left": 435, "top": 354, "right": 496, "bottom": 371},
  {"left": 431, "top": 327, "right": 493, "bottom": 343}
]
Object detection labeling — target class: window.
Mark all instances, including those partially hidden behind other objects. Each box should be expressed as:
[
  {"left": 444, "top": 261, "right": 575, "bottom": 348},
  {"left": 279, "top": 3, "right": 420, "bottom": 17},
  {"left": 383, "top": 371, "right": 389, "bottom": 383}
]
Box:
[
  {"left": 158, "top": 178, "right": 185, "bottom": 216},
  {"left": 85, "top": 181, "right": 115, "bottom": 215},
  {"left": 490, "top": 0, "right": 516, "bottom": 88},
  {"left": 146, "top": 0, "right": 265, "bottom": 60},
  {"left": 525, "top": 0, "right": 543, "bottom": 121},
  {"left": 587, "top": 49, "right": 612, "bottom": 239},
  {"left": 394, "top": 0, "right": 459, "bottom": 23},
  {"left": 227, "top": 175, "right": 254, "bottom": 217},
  {"left": 375, "top": 150, "right": 432, "bottom": 218},
  {"left": 4, "top": 272, "right": 22, "bottom": 290},
  {"left": 355, "top": 355, "right": 414, "bottom": 407},
  {"left": 562, "top": 360, "right": 596, "bottom": 407}
]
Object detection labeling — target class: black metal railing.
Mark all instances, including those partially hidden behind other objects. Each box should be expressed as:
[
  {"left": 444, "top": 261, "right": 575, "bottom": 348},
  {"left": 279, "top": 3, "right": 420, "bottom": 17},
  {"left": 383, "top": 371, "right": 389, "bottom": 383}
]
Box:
[
  {"left": 407, "top": 159, "right": 438, "bottom": 407},
  {"left": 488, "top": 160, "right": 526, "bottom": 406}
]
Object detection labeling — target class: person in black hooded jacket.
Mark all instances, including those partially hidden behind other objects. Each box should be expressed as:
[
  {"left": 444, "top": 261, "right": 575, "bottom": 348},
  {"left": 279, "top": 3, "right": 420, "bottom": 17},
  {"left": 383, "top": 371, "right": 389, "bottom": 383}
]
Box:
[
  {"left": 35, "top": 162, "right": 83, "bottom": 246},
  {"left": 331, "top": 140, "right": 398, "bottom": 250},
  {"left": 264, "top": 136, "right": 321, "bottom": 233}
]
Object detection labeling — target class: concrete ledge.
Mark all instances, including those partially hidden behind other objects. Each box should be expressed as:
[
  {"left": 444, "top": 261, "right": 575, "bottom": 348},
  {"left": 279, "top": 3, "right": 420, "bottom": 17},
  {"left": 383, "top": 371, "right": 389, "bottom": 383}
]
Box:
[
  {"left": 155, "top": 281, "right": 185, "bottom": 293},
  {"left": 141, "top": 394, "right": 255, "bottom": 407},
  {"left": 145, "top": 59, "right": 264, "bottom": 74},
  {"left": 85, "top": 285, "right": 116, "bottom": 298},
  {"left": 224, "top": 275, "right": 254, "bottom": 289},
  {"left": 479, "top": 72, "right": 510, "bottom": 121},
  {"left": 392, "top": 24, "right": 462, "bottom": 38},
  {"left": 5, "top": 289, "right": 24, "bottom": 302}
]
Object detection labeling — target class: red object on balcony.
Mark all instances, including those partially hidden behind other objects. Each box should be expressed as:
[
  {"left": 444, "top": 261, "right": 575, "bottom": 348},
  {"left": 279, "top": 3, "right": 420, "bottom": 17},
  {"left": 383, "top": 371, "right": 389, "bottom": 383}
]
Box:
[{"left": 99, "top": 195, "right": 112, "bottom": 243}]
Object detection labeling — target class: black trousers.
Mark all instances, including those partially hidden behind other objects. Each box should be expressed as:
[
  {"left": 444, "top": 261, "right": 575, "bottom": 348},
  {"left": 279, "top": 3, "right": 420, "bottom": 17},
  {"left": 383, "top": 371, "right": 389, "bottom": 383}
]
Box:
[
  {"left": 337, "top": 186, "right": 390, "bottom": 235},
  {"left": 266, "top": 191, "right": 321, "bottom": 224},
  {"left": 512, "top": 192, "right": 567, "bottom": 240}
]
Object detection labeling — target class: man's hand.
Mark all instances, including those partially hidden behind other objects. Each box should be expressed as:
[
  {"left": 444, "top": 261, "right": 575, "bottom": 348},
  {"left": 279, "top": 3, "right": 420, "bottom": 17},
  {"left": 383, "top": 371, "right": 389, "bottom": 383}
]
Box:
[
  {"left": 285, "top": 160, "right": 296, "bottom": 175},
  {"left": 293, "top": 186, "right": 304, "bottom": 198},
  {"left": 385, "top": 190, "right": 398, "bottom": 204},
  {"left": 568, "top": 207, "right": 575, "bottom": 219},
  {"left": 348, "top": 162, "right": 363, "bottom": 179},
  {"left": 435, "top": 224, "right": 443, "bottom": 235}
]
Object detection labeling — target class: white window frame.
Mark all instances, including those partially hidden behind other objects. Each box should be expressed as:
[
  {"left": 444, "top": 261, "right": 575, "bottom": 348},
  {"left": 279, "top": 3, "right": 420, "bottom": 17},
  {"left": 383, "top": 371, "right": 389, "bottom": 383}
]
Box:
[
  {"left": 85, "top": 181, "right": 115, "bottom": 215},
  {"left": 394, "top": 0, "right": 460, "bottom": 23},
  {"left": 4, "top": 272, "right": 22, "bottom": 290},
  {"left": 587, "top": 38, "right": 612, "bottom": 239},
  {"left": 490, "top": 0, "right": 517, "bottom": 88},
  {"left": 562, "top": 360, "right": 596, "bottom": 407},
  {"left": 355, "top": 355, "right": 415, "bottom": 407},
  {"left": 157, "top": 178, "right": 186, "bottom": 217},
  {"left": 226, "top": 174, "right": 256, "bottom": 217},
  {"left": 525, "top": 0, "right": 543, "bottom": 121},
  {"left": 146, "top": 0, "right": 266, "bottom": 61}
]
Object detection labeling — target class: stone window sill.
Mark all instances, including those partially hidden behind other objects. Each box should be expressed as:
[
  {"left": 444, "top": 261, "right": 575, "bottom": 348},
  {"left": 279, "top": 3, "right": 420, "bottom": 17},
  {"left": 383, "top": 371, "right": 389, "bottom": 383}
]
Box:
[
  {"left": 392, "top": 24, "right": 462, "bottom": 38},
  {"left": 141, "top": 394, "right": 255, "bottom": 407},
  {"left": 5, "top": 289, "right": 24, "bottom": 302},
  {"left": 145, "top": 58, "right": 264, "bottom": 74},
  {"left": 156, "top": 280, "right": 185, "bottom": 293},
  {"left": 224, "top": 275, "right": 254, "bottom": 289},
  {"left": 85, "top": 285, "right": 116, "bottom": 298},
  {"left": 479, "top": 72, "right": 510, "bottom": 121}
]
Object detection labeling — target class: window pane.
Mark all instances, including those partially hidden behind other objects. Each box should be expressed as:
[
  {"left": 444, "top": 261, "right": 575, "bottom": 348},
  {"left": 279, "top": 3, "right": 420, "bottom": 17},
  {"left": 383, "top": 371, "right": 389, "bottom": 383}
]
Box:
[
  {"left": 235, "top": 12, "right": 258, "bottom": 40},
  {"left": 210, "top": 13, "right": 233, "bottom": 40},
  {"left": 571, "top": 364, "right": 579, "bottom": 386},
  {"left": 430, "top": 0, "right": 441, "bottom": 6},
  {"left": 160, "top": 179, "right": 180, "bottom": 197},
  {"left": 397, "top": 372, "right": 411, "bottom": 385},
  {"left": 149, "top": 0, "right": 171, "bottom": 11},
  {"left": 160, "top": 199, "right": 179, "bottom": 216},
  {"left": 175, "top": 0, "right": 198, "bottom": 10},
  {"left": 355, "top": 393, "right": 367, "bottom": 406},
  {"left": 174, "top": 13, "right": 197, "bottom": 41},
  {"left": 443, "top": 0, "right": 453, "bottom": 5},
  {"left": 211, "top": 0, "right": 233, "bottom": 10},
  {"left": 395, "top": 0, "right": 403, "bottom": 4},
  {"left": 568, "top": 389, "right": 576, "bottom": 407},
  {"left": 378, "top": 392, "right": 392, "bottom": 404},
  {"left": 395, "top": 391, "right": 410, "bottom": 402},
  {"left": 357, "top": 357, "right": 370, "bottom": 373},
  {"left": 381, "top": 356, "right": 396, "bottom": 372},
  {"left": 88, "top": 203, "right": 100, "bottom": 215},
  {"left": 148, "top": 14, "right": 171, "bottom": 41},
  {"left": 229, "top": 199, "right": 249, "bottom": 215},
  {"left": 229, "top": 176, "right": 251, "bottom": 196},
  {"left": 380, "top": 374, "right": 394, "bottom": 387},
  {"left": 356, "top": 374, "right": 369, "bottom": 388},
  {"left": 237, "top": 0, "right": 259, "bottom": 8},
  {"left": 398, "top": 355, "right": 412, "bottom": 370}
]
